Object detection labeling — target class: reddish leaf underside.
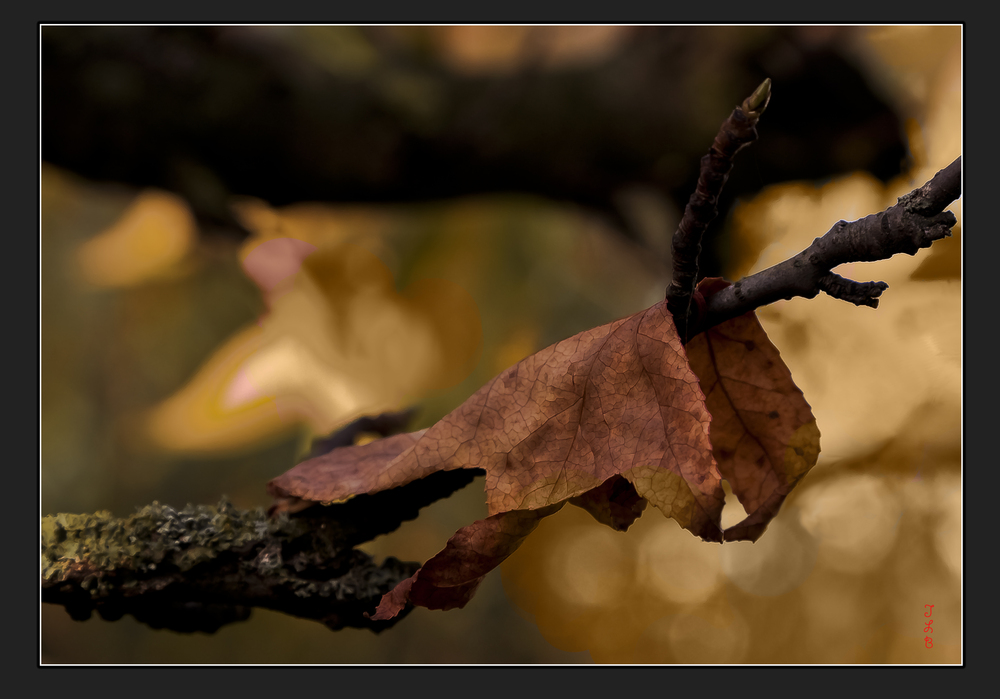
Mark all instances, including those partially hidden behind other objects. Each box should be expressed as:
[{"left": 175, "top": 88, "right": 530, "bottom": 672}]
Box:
[
  {"left": 368, "top": 503, "right": 565, "bottom": 620},
  {"left": 269, "top": 430, "right": 427, "bottom": 515},
  {"left": 268, "top": 281, "right": 819, "bottom": 619},
  {"left": 568, "top": 474, "right": 647, "bottom": 532}
]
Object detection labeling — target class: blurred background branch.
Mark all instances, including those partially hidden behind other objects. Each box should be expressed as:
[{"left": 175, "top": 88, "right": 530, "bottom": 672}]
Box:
[{"left": 42, "top": 25, "right": 907, "bottom": 267}]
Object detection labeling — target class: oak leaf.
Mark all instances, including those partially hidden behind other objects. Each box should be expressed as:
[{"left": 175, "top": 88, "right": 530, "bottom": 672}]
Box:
[{"left": 268, "top": 278, "right": 819, "bottom": 620}]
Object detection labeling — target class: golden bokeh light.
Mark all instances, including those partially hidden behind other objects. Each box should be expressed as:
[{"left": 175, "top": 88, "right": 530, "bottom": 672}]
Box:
[
  {"left": 797, "top": 475, "right": 902, "bottom": 573},
  {"left": 635, "top": 605, "right": 751, "bottom": 664},
  {"left": 638, "top": 519, "right": 722, "bottom": 605},
  {"left": 720, "top": 507, "right": 818, "bottom": 596},
  {"left": 667, "top": 610, "right": 751, "bottom": 664},
  {"left": 931, "top": 476, "right": 961, "bottom": 580},
  {"left": 730, "top": 165, "right": 960, "bottom": 461},
  {"left": 543, "top": 524, "right": 635, "bottom": 608}
]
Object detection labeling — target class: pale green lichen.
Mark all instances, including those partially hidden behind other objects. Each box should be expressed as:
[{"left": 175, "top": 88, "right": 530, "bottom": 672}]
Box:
[
  {"left": 42, "top": 495, "right": 421, "bottom": 634},
  {"left": 41, "top": 498, "right": 303, "bottom": 590}
]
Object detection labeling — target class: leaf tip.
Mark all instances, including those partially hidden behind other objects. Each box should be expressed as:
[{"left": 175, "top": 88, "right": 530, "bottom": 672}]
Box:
[{"left": 368, "top": 575, "right": 415, "bottom": 621}]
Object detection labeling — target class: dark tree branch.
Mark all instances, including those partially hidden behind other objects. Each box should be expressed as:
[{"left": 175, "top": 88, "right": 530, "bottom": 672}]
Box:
[
  {"left": 42, "top": 500, "right": 419, "bottom": 633},
  {"left": 43, "top": 414, "right": 483, "bottom": 634},
  {"left": 305, "top": 408, "right": 418, "bottom": 459},
  {"left": 687, "top": 156, "right": 961, "bottom": 338},
  {"left": 815, "top": 273, "right": 887, "bottom": 308},
  {"left": 666, "top": 78, "right": 770, "bottom": 341}
]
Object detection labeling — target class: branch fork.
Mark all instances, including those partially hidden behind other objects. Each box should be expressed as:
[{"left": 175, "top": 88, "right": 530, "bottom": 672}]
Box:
[
  {"left": 666, "top": 78, "right": 772, "bottom": 341},
  {"left": 665, "top": 79, "right": 961, "bottom": 340},
  {"left": 689, "top": 156, "right": 961, "bottom": 337}
]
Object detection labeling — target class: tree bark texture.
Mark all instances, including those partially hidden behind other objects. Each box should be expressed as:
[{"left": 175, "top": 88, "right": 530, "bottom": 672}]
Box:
[{"left": 42, "top": 421, "right": 482, "bottom": 634}]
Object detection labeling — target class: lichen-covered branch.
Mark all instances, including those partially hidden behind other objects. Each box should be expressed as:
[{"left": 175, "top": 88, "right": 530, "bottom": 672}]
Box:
[
  {"left": 42, "top": 500, "right": 419, "bottom": 632},
  {"left": 42, "top": 445, "right": 482, "bottom": 634},
  {"left": 666, "top": 78, "right": 771, "bottom": 341},
  {"left": 688, "top": 156, "right": 961, "bottom": 338}
]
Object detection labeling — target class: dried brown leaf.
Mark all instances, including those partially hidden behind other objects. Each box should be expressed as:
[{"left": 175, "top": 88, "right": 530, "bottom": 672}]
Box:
[
  {"left": 686, "top": 278, "right": 820, "bottom": 542},
  {"left": 394, "top": 296, "right": 722, "bottom": 540},
  {"left": 270, "top": 288, "right": 820, "bottom": 618},
  {"left": 568, "top": 475, "right": 647, "bottom": 532},
  {"left": 369, "top": 504, "right": 564, "bottom": 620},
  {"left": 269, "top": 430, "right": 427, "bottom": 514},
  {"left": 271, "top": 298, "right": 723, "bottom": 540}
]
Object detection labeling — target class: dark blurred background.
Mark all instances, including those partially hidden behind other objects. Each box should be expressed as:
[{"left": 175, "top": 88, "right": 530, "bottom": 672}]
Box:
[{"left": 41, "top": 25, "right": 961, "bottom": 664}]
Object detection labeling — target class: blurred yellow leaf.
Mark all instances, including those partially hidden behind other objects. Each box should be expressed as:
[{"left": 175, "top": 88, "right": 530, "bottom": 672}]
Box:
[
  {"left": 144, "top": 214, "right": 481, "bottom": 454},
  {"left": 77, "top": 189, "right": 196, "bottom": 288},
  {"left": 144, "top": 325, "right": 295, "bottom": 453}
]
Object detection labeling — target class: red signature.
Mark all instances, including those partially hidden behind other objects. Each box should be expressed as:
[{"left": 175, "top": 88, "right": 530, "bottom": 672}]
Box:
[{"left": 924, "top": 604, "right": 934, "bottom": 649}]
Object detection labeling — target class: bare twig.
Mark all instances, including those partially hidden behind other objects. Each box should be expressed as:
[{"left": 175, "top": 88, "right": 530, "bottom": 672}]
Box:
[
  {"left": 688, "top": 156, "right": 961, "bottom": 337},
  {"left": 667, "top": 78, "right": 771, "bottom": 341}
]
